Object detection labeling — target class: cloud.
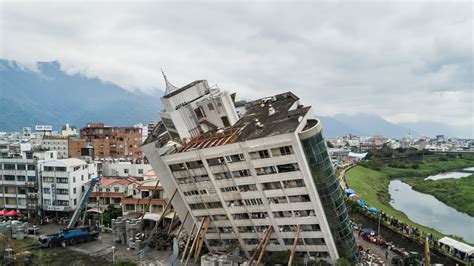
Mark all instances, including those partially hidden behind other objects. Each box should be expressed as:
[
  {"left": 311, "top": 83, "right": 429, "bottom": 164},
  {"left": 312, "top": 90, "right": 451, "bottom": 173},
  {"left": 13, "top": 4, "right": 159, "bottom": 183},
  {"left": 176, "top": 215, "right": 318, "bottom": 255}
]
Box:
[{"left": 0, "top": 1, "right": 472, "bottom": 131}]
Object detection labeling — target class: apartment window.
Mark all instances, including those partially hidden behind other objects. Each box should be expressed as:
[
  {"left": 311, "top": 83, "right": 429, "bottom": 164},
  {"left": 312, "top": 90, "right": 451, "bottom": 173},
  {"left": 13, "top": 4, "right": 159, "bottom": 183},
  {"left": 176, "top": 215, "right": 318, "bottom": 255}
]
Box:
[
  {"left": 57, "top": 200, "right": 69, "bottom": 206},
  {"left": 44, "top": 199, "right": 51, "bottom": 205},
  {"left": 17, "top": 164, "right": 26, "bottom": 170},
  {"left": 138, "top": 169, "right": 143, "bottom": 174},
  {"left": 17, "top": 176, "right": 26, "bottom": 182},
  {"left": 125, "top": 204, "right": 135, "bottom": 211},
  {"left": 301, "top": 224, "right": 321, "bottom": 231},
  {"left": 194, "top": 107, "right": 205, "bottom": 119},
  {"left": 18, "top": 198, "right": 26, "bottom": 206},
  {"left": 280, "top": 146, "right": 293, "bottom": 155},
  {"left": 261, "top": 181, "right": 282, "bottom": 190},
  {"left": 124, "top": 169, "right": 129, "bottom": 174},
  {"left": 225, "top": 154, "right": 245, "bottom": 163},
  {"left": 273, "top": 211, "right": 293, "bottom": 218},
  {"left": 277, "top": 163, "right": 299, "bottom": 173},
  {"left": 255, "top": 166, "right": 277, "bottom": 176},
  {"left": 57, "top": 189, "right": 68, "bottom": 195},
  {"left": 43, "top": 177, "right": 54, "bottom": 183},
  {"left": 186, "top": 160, "right": 204, "bottom": 169},
  {"left": 233, "top": 213, "right": 250, "bottom": 220},
  {"left": 206, "top": 202, "right": 223, "bottom": 209},
  {"left": 73, "top": 177, "right": 76, "bottom": 183},
  {"left": 74, "top": 199, "right": 77, "bottom": 205},
  {"left": 207, "top": 157, "right": 225, "bottom": 166},
  {"left": 27, "top": 165, "right": 36, "bottom": 170},
  {"left": 268, "top": 196, "right": 288, "bottom": 204},
  {"left": 44, "top": 166, "right": 54, "bottom": 171},
  {"left": 56, "top": 178, "right": 68, "bottom": 184},
  {"left": 214, "top": 171, "right": 232, "bottom": 180},
  {"left": 244, "top": 198, "right": 263, "bottom": 206},
  {"left": 207, "top": 103, "right": 214, "bottom": 111},
  {"left": 283, "top": 179, "right": 305, "bottom": 188},
  {"left": 4, "top": 175, "right": 15, "bottom": 181},
  {"left": 189, "top": 203, "right": 206, "bottom": 210},
  {"left": 288, "top": 194, "right": 311, "bottom": 203},
  {"left": 169, "top": 163, "right": 186, "bottom": 171},
  {"left": 114, "top": 187, "right": 119, "bottom": 192},
  {"left": 194, "top": 175, "right": 210, "bottom": 182},
  {"left": 238, "top": 184, "right": 257, "bottom": 192},
  {"left": 220, "top": 186, "right": 238, "bottom": 192},
  {"left": 221, "top": 116, "right": 230, "bottom": 127},
  {"left": 232, "top": 169, "right": 250, "bottom": 178},
  {"left": 55, "top": 167, "right": 67, "bottom": 172},
  {"left": 304, "top": 238, "right": 325, "bottom": 245},
  {"left": 3, "top": 164, "right": 15, "bottom": 170},
  {"left": 28, "top": 176, "right": 36, "bottom": 182},
  {"left": 81, "top": 175, "right": 84, "bottom": 181},
  {"left": 199, "top": 189, "right": 208, "bottom": 195},
  {"left": 183, "top": 190, "right": 199, "bottom": 196},
  {"left": 250, "top": 212, "right": 268, "bottom": 219}
]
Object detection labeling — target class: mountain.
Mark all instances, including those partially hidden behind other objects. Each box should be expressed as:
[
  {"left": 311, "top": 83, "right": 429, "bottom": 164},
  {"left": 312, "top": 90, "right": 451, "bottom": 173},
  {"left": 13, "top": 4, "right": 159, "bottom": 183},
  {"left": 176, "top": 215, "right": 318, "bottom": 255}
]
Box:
[
  {"left": 398, "top": 121, "right": 473, "bottom": 139},
  {"left": 0, "top": 59, "right": 163, "bottom": 131},
  {"left": 318, "top": 113, "right": 414, "bottom": 138}
]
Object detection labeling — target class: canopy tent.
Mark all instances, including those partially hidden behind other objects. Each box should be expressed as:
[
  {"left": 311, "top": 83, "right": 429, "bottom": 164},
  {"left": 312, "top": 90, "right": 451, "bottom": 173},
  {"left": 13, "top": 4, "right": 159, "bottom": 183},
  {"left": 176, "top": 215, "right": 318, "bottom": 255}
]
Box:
[
  {"left": 0, "top": 209, "right": 7, "bottom": 216},
  {"left": 348, "top": 194, "right": 359, "bottom": 200},
  {"left": 5, "top": 210, "right": 19, "bottom": 217},
  {"left": 453, "top": 242, "right": 474, "bottom": 256},
  {"left": 86, "top": 207, "right": 104, "bottom": 214},
  {"left": 348, "top": 152, "right": 368, "bottom": 160},
  {"left": 344, "top": 188, "right": 355, "bottom": 196},
  {"left": 356, "top": 199, "right": 366, "bottom": 207},
  {"left": 368, "top": 207, "right": 378, "bottom": 213},
  {"left": 439, "top": 236, "right": 459, "bottom": 247},
  {"left": 143, "top": 213, "right": 161, "bottom": 221}
]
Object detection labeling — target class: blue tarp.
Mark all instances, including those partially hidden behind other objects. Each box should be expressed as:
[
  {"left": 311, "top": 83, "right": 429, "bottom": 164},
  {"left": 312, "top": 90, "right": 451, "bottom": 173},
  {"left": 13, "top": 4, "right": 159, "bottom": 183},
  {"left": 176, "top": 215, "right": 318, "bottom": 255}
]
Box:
[
  {"left": 345, "top": 188, "right": 355, "bottom": 195},
  {"left": 362, "top": 228, "right": 374, "bottom": 235},
  {"left": 356, "top": 199, "right": 366, "bottom": 207},
  {"left": 368, "top": 207, "right": 378, "bottom": 213}
]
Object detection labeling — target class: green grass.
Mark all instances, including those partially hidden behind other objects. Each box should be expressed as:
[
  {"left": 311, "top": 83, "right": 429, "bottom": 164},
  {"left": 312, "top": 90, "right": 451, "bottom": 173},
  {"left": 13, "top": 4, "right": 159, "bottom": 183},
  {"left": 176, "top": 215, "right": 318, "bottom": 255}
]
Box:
[
  {"left": 380, "top": 156, "right": 474, "bottom": 178},
  {"left": 346, "top": 165, "right": 444, "bottom": 239},
  {"left": 404, "top": 175, "right": 474, "bottom": 217}
]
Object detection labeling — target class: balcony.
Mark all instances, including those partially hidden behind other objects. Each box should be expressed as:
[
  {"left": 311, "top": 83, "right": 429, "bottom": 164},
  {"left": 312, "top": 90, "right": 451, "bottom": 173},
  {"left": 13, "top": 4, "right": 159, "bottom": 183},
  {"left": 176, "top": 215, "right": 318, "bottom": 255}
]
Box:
[
  {"left": 251, "top": 154, "right": 297, "bottom": 168},
  {"left": 257, "top": 171, "right": 301, "bottom": 183},
  {"left": 232, "top": 176, "right": 255, "bottom": 186}
]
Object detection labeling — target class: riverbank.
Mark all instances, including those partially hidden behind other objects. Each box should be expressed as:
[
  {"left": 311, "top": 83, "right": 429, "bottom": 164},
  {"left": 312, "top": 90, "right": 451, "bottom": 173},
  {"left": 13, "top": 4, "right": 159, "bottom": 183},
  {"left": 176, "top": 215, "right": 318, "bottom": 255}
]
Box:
[
  {"left": 345, "top": 165, "right": 445, "bottom": 239},
  {"left": 404, "top": 174, "right": 474, "bottom": 217}
]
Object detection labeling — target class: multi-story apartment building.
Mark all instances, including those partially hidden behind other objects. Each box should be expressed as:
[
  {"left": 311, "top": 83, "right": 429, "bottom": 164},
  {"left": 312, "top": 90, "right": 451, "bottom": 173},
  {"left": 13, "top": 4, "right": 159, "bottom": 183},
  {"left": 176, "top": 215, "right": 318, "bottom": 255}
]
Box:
[
  {"left": 40, "top": 155, "right": 97, "bottom": 216},
  {"left": 88, "top": 176, "right": 137, "bottom": 210},
  {"left": 40, "top": 136, "right": 69, "bottom": 159},
  {"left": 78, "top": 123, "right": 143, "bottom": 161},
  {"left": 121, "top": 178, "right": 168, "bottom": 219},
  {"left": 0, "top": 157, "right": 39, "bottom": 217},
  {"left": 142, "top": 79, "right": 358, "bottom": 263},
  {"left": 101, "top": 162, "right": 152, "bottom": 178}
]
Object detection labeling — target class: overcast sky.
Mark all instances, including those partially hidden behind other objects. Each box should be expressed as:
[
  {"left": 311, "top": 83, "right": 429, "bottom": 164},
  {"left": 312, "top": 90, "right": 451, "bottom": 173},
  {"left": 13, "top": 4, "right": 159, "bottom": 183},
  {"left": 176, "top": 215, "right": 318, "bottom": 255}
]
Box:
[{"left": 1, "top": 1, "right": 472, "bottom": 132}]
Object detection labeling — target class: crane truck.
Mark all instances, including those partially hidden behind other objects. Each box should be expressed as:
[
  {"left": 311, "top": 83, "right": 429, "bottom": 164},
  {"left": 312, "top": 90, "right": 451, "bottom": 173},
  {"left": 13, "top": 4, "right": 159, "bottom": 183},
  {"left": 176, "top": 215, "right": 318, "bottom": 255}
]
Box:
[{"left": 38, "top": 177, "right": 101, "bottom": 248}]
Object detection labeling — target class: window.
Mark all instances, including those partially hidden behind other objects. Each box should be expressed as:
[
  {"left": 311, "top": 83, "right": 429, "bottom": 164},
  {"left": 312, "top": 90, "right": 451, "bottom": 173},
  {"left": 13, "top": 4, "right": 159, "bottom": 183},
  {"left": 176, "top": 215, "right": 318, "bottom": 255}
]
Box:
[
  {"left": 74, "top": 199, "right": 77, "bottom": 205},
  {"left": 220, "top": 186, "right": 238, "bottom": 193},
  {"left": 277, "top": 163, "right": 299, "bottom": 173},
  {"left": 280, "top": 146, "right": 293, "bottom": 156},
  {"left": 73, "top": 177, "right": 76, "bottom": 183},
  {"left": 273, "top": 211, "right": 293, "bottom": 218},
  {"left": 189, "top": 203, "right": 206, "bottom": 210},
  {"left": 124, "top": 169, "right": 129, "bottom": 174},
  {"left": 57, "top": 189, "right": 68, "bottom": 195},
  {"left": 207, "top": 103, "right": 214, "bottom": 111},
  {"left": 43, "top": 177, "right": 54, "bottom": 183},
  {"left": 207, "top": 157, "right": 225, "bottom": 166},
  {"left": 125, "top": 204, "right": 135, "bottom": 211},
  {"left": 225, "top": 154, "right": 245, "bottom": 163},
  {"left": 221, "top": 116, "right": 230, "bottom": 127},
  {"left": 28, "top": 176, "right": 36, "bottom": 182},
  {"left": 244, "top": 198, "right": 263, "bottom": 206},
  {"left": 206, "top": 202, "right": 223, "bottom": 209},
  {"left": 186, "top": 160, "right": 204, "bottom": 169},
  {"left": 17, "top": 164, "right": 26, "bottom": 170},
  {"left": 55, "top": 167, "right": 67, "bottom": 172},
  {"left": 73, "top": 188, "right": 76, "bottom": 194},
  {"left": 57, "top": 178, "right": 68, "bottom": 184},
  {"left": 194, "top": 107, "right": 205, "bottom": 119},
  {"left": 214, "top": 171, "right": 232, "bottom": 180},
  {"left": 44, "top": 199, "right": 51, "bottom": 205},
  {"left": 4, "top": 164, "right": 15, "bottom": 170},
  {"left": 57, "top": 200, "right": 69, "bottom": 206},
  {"left": 17, "top": 176, "right": 26, "bottom": 182},
  {"left": 44, "top": 166, "right": 54, "bottom": 171},
  {"left": 194, "top": 175, "right": 210, "bottom": 182},
  {"left": 238, "top": 184, "right": 257, "bottom": 192},
  {"left": 255, "top": 166, "right": 277, "bottom": 176},
  {"left": 81, "top": 175, "right": 84, "bottom": 181},
  {"left": 232, "top": 169, "right": 250, "bottom": 178},
  {"left": 283, "top": 179, "right": 305, "bottom": 188},
  {"left": 43, "top": 188, "right": 51, "bottom": 194},
  {"left": 27, "top": 165, "right": 36, "bottom": 170},
  {"left": 138, "top": 169, "right": 143, "bottom": 174},
  {"left": 4, "top": 175, "right": 15, "bottom": 181},
  {"left": 288, "top": 195, "right": 311, "bottom": 203},
  {"left": 114, "top": 187, "right": 119, "bottom": 192},
  {"left": 268, "top": 196, "right": 288, "bottom": 204},
  {"left": 261, "top": 181, "right": 282, "bottom": 190},
  {"left": 169, "top": 163, "right": 186, "bottom": 171}
]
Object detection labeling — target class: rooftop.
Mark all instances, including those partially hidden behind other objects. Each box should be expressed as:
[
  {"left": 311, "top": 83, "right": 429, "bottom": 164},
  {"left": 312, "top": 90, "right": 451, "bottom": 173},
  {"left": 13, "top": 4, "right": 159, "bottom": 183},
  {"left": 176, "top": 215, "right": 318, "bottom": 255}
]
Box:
[
  {"left": 163, "top": 80, "right": 206, "bottom": 98},
  {"left": 173, "top": 92, "right": 310, "bottom": 153},
  {"left": 97, "top": 176, "right": 138, "bottom": 187}
]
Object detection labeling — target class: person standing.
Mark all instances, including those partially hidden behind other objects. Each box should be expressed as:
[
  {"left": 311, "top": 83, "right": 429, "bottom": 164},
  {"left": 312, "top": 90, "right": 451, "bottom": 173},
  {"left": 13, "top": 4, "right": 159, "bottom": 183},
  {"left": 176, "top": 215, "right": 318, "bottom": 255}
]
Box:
[{"left": 385, "top": 250, "right": 389, "bottom": 261}]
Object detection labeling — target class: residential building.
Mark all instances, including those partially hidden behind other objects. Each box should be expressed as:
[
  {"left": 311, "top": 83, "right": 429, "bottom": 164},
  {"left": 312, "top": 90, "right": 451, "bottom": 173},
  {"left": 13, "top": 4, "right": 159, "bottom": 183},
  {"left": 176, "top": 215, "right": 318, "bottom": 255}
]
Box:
[
  {"left": 101, "top": 162, "right": 152, "bottom": 178},
  {"left": 40, "top": 136, "right": 69, "bottom": 159},
  {"left": 121, "top": 178, "right": 168, "bottom": 219},
  {"left": 40, "top": 154, "right": 97, "bottom": 216},
  {"left": 79, "top": 123, "right": 143, "bottom": 161},
  {"left": 0, "top": 157, "right": 39, "bottom": 217},
  {"left": 61, "top": 124, "right": 77, "bottom": 137},
  {"left": 88, "top": 176, "right": 137, "bottom": 210},
  {"left": 142, "top": 79, "right": 358, "bottom": 263}
]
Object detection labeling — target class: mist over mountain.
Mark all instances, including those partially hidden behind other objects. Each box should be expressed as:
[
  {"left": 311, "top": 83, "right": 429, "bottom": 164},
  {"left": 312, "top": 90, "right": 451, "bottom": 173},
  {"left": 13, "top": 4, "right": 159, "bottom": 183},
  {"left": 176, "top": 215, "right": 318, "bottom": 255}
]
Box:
[
  {"left": 0, "top": 59, "right": 163, "bottom": 131},
  {"left": 1, "top": 59, "right": 470, "bottom": 138}
]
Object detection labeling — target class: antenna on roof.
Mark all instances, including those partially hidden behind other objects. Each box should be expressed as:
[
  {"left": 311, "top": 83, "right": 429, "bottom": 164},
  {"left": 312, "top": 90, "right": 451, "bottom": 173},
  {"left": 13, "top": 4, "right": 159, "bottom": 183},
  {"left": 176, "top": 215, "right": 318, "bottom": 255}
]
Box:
[{"left": 161, "top": 68, "right": 180, "bottom": 95}]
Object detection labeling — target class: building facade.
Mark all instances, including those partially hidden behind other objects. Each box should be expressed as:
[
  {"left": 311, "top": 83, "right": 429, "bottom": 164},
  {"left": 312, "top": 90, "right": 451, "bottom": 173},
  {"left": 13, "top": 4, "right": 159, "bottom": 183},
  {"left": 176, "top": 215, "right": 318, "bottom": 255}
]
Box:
[
  {"left": 142, "top": 79, "right": 358, "bottom": 263},
  {"left": 40, "top": 156, "right": 97, "bottom": 215},
  {"left": 88, "top": 176, "right": 137, "bottom": 210},
  {"left": 0, "top": 157, "right": 39, "bottom": 217},
  {"left": 79, "top": 123, "right": 143, "bottom": 161},
  {"left": 40, "top": 136, "right": 69, "bottom": 159},
  {"left": 101, "top": 162, "right": 152, "bottom": 178}
]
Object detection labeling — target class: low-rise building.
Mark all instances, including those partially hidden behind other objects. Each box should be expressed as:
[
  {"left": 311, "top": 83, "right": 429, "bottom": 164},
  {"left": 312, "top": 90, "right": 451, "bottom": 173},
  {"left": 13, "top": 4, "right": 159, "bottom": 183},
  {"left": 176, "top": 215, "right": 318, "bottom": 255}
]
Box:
[
  {"left": 121, "top": 178, "right": 168, "bottom": 218},
  {"left": 40, "top": 136, "right": 69, "bottom": 159},
  {"left": 101, "top": 162, "right": 152, "bottom": 178},
  {"left": 88, "top": 176, "right": 137, "bottom": 210}
]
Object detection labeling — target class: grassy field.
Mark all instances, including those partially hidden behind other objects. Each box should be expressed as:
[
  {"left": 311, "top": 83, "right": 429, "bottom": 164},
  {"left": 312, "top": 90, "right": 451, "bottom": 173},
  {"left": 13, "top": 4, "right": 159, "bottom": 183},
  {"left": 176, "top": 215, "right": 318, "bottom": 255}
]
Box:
[
  {"left": 404, "top": 175, "right": 474, "bottom": 217},
  {"left": 345, "top": 166, "right": 445, "bottom": 239}
]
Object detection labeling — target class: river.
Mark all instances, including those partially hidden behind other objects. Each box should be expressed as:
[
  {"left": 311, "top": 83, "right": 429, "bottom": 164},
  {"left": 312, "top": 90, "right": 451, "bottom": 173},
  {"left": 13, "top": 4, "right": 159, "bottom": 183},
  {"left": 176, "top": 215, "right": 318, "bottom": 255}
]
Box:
[
  {"left": 389, "top": 179, "right": 474, "bottom": 243},
  {"left": 424, "top": 171, "right": 471, "bottom": 180}
]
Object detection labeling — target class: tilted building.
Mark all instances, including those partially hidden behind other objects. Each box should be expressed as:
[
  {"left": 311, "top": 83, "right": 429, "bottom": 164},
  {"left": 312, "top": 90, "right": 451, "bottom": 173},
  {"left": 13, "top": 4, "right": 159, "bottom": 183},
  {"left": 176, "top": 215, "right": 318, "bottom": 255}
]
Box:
[{"left": 142, "top": 78, "right": 358, "bottom": 263}]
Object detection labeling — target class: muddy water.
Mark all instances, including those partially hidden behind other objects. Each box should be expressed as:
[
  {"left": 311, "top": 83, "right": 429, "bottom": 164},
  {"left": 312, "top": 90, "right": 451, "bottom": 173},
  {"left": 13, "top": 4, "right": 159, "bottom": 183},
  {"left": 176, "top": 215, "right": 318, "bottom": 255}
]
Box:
[
  {"left": 348, "top": 209, "right": 455, "bottom": 265},
  {"left": 30, "top": 246, "right": 110, "bottom": 266}
]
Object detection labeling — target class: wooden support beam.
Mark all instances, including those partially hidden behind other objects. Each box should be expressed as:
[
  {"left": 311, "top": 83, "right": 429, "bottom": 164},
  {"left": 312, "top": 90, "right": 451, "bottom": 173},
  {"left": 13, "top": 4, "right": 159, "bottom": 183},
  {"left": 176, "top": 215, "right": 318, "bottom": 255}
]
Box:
[
  {"left": 288, "top": 225, "right": 301, "bottom": 266},
  {"left": 184, "top": 217, "right": 206, "bottom": 265},
  {"left": 194, "top": 217, "right": 211, "bottom": 262},
  {"left": 181, "top": 223, "right": 196, "bottom": 262},
  {"left": 145, "top": 189, "right": 178, "bottom": 243},
  {"left": 167, "top": 212, "right": 177, "bottom": 236},
  {"left": 176, "top": 211, "right": 189, "bottom": 239},
  {"left": 257, "top": 227, "right": 273, "bottom": 265},
  {"left": 249, "top": 225, "right": 273, "bottom": 265}
]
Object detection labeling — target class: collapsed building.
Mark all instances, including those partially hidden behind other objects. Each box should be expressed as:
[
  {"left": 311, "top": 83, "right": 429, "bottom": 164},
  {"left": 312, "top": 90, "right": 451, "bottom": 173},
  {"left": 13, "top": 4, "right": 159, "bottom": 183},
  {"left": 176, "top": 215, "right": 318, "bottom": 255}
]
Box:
[{"left": 142, "top": 76, "right": 358, "bottom": 264}]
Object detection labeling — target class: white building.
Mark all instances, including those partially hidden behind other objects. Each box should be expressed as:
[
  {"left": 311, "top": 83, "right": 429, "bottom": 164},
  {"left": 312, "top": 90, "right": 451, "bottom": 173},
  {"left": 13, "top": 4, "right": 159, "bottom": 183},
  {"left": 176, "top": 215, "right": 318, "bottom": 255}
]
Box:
[
  {"left": 101, "top": 162, "right": 152, "bottom": 178},
  {"left": 143, "top": 80, "right": 358, "bottom": 263},
  {"left": 40, "top": 154, "right": 97, "bottom": 215},
  {"left": 61, "top": 124, "right": 77, "bottom": 137},
  {"left": 40, "top": 136, "right": 69, "bottom": 159}
]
